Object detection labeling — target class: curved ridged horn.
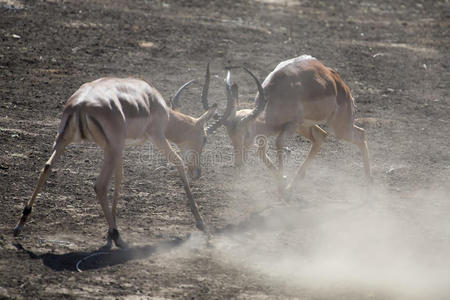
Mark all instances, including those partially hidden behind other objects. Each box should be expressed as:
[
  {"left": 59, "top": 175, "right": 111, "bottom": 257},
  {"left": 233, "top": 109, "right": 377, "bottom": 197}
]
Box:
[
  {"left": 205, "top": 70, "right": 235, "bottom": 134},
  {"left": 171, "top": 79, "right": 196, "bottom": 109},
  {"left": 201, "top": 62, "right": 210, "bottom": 111},
  {"left": 242, "top": 66, "right": 266, "bottom": 120}
]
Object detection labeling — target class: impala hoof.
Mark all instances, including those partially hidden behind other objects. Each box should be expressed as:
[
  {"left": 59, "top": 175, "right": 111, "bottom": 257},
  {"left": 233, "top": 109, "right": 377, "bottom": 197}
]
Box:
[
  {"left": 114, "top": 237, "right": 129, "bottom": 249},
  {"left": 13, "top": 224, "right": 22, "bottom": 237},
  {"left": 196, "top": 220, "right": 206, "bottom": 232},
  {"left": 13, "top": 207, "right": 31, "bottom": 237},
  {"left": 107, "top": 228, "right": 129, "bottom": 249}
]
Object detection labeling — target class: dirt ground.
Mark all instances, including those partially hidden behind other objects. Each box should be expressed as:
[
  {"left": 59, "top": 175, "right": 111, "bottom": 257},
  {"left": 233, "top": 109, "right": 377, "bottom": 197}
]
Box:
[{"left": 1, "top": 0, "right": 449, "bottom": 299}]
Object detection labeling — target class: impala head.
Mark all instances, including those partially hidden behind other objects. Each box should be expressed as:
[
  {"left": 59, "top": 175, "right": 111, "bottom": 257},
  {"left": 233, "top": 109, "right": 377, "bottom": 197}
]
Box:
[
  {"left": 222, "top": 67, "right": 267, "bottom": 166},
  {"left": 169, "top": 63, "right": 233, "bottom": 179}
]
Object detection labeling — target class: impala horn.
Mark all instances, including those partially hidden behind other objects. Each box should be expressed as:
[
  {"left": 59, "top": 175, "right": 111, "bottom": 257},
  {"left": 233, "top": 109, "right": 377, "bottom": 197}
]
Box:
[
  {"left": 170, "top": 79, "right": 196, "bottom": 110},
  {"left": 241, "top": 66, "right": 267, "bottom": 122},
  {"left": 201, "top": 63, "right": 211, "bottom": 111},
  {"left": 205, "top": 69, "right": 235, "bottom": 135}
]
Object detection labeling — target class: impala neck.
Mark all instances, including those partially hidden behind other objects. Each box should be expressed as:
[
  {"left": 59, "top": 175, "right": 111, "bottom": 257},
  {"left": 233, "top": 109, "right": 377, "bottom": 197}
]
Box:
[
  {"left": 165, "top": 108, "right": 197, "bottom": 145},
  {"left": 250, "top": 115, "right": 274, "bottom": 138}
]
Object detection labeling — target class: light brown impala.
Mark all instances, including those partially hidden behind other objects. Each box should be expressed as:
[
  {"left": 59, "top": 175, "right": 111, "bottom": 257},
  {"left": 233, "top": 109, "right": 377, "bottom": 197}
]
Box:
[
  {"left": 223, "top": 55, "right": 372, "bottom": 196},
  {"left": 13, "top": 64, "right": 230, "bottom": 249}
]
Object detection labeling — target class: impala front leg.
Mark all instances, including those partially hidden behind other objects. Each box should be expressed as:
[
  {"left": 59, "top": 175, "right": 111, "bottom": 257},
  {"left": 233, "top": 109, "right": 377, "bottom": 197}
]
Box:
[
  {"left": 96, "top": 148, "right": 128, "bottom": 250},
  {"left": 284, "top": 125, "right": 327, "bottom": 197},
  {"left": 152, "top": 135, "right": 205, "bottom": 231},
  {"left": 275, "top": 122, "right": 296, "bottom": 176},
  {"left": 352, "top": 125, "right": 372, "bottom": 183},
  {"left": 112, "top": 159, "right": 123, "bottom": 225},
  {"left": 254, "top": 135, "right": 287, "bottom": 198}
]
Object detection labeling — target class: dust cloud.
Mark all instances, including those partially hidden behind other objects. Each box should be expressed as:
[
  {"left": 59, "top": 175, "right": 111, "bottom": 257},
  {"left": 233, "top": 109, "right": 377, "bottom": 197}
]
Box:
[{"left": 208, "top": 170, "right": 450, "bottom": 299}]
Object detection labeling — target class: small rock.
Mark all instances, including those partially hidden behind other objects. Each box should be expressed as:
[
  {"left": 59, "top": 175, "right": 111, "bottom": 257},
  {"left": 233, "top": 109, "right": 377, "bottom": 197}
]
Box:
[
  {"left": 138, "top": 41, "right": 157, "bottom": 49},
  {"left": 0, "top": 287, "right": 9, "bottom": 298}
]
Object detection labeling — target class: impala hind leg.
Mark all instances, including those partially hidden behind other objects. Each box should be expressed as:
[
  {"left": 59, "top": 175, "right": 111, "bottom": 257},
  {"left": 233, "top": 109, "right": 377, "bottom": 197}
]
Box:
[
  {"left": 285, "top": 125, "right": 327, "bottom": 195},
  {"left": 151, "top": 135, "right": 205, "bottom": 231},
  {"left": 96, "top": 148, "right": 127, "bottom": 250},
  {"left": 112, "top": 159, "right": 123, "bottom": 225},
  {"left": 14, "top": 141, "right": 68, "bottom": 237}
]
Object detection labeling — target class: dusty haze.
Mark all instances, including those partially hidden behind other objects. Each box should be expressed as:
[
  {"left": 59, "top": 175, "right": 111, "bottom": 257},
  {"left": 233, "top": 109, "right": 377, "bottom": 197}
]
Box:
[{"left": 1, "top": 0, "right": 449, "bottom": 299}]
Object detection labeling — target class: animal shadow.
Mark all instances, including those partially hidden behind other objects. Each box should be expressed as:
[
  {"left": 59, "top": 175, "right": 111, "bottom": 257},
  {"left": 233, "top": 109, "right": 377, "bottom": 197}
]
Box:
[{"left": 13, "top": 237, "right": 185, "bottom": 272}]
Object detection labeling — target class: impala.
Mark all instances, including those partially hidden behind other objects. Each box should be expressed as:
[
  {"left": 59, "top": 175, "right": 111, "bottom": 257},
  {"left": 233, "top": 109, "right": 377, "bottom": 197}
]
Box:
[
  {"left": 223, "top": 55, "right": 372, "bottom": 195},
  {"left": 13, "top": 64, "right": 230, "bottom": 249}
]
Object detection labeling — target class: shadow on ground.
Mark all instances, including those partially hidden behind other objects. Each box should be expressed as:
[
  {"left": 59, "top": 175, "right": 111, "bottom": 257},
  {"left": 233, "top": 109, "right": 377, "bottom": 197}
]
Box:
[{"left": 13, "top": 237, "right": 185, "bottom": 272}]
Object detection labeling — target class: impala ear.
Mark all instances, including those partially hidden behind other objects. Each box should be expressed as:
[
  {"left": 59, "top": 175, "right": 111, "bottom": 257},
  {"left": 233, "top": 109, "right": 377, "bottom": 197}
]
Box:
[{"left": 196, "top": 104, "right": 217, "bottom": 128}]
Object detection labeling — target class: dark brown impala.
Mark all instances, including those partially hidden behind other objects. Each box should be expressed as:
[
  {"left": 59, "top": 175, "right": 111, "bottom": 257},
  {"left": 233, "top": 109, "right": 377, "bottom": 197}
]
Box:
[
  {"left": 13, "top": 64, "right": 231, "bottom": 249},
  {"left": 222, "top": 55, "right": 372, "bottom": 195}
]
